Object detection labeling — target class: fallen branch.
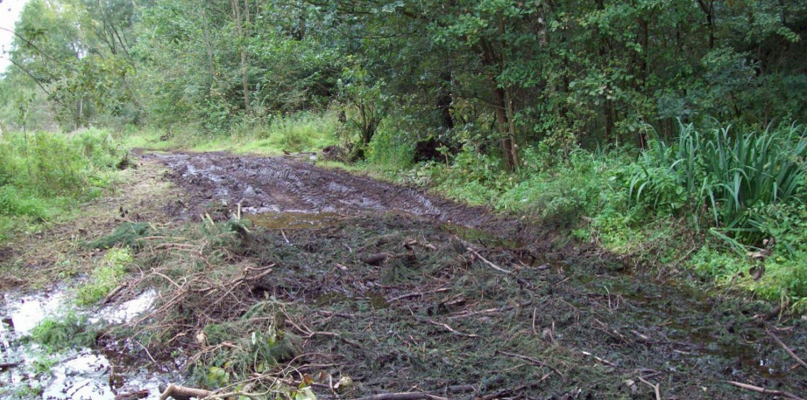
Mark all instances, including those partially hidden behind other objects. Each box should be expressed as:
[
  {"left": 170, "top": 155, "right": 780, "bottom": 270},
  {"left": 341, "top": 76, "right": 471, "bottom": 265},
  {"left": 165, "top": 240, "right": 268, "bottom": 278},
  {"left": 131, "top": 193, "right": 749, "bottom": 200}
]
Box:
[
  {"left": 637, "top": 376, "right": 661, "bottom": 400},
  {"left": 351, "top": 393, "right": 448, "bottom": 400},
  {"left": 725, "top": 381, "right": 805, "bottom": 400},
  {"left": 767, "top": 329, "right": 807, "bottom": 371},
  {"left": 466, "top": 247, "right": 512, "bottom": 274},
  {"left": 579, "top": 350, "right": 617, "bottom": 367},
  {"left": 114, "top": 389, "right": 150, "bottom": 400},
  {"left": 159, "top": 384, "right": 212, "bottom": 400},
  {"left": 497, "top": 350, "right": 563, "bottom": 377},
  {"left": 103, "top": 282, "right": 129, "bottom": 304},
  {"left": 426, "top": 319, "right": 479, "bottom": 338},
  {"left": 387, "top": 287, "right": 451, "bottom": 303},
  {"left": 0, "top": 361, "right": 22, "bottom": 372}
]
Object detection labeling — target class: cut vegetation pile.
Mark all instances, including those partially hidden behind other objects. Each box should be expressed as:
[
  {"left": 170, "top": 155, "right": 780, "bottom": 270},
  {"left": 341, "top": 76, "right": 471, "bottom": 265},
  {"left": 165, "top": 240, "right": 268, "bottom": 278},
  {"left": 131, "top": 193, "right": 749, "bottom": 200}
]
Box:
[{"left": 102, "top": 213, "right": 806, "bottom": 399}]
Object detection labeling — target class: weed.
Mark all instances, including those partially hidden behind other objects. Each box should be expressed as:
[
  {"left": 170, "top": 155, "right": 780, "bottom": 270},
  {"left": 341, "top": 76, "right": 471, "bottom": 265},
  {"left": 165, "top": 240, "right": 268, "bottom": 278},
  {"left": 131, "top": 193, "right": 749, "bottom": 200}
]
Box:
[
  {"left": 0, "top": 383, "right": 43, "bottom": 399},
  {"left": 0, "top": 129, "right": 126, "bottom": 244},
  {"left": 127, "top": 112, "right": 338, "bottom": 156},
  {"left": 629, "top": 122, "right": 807, "bottom": 244},
  {"left": 32, "top": 355, "right": 58, "bottom": 374}
]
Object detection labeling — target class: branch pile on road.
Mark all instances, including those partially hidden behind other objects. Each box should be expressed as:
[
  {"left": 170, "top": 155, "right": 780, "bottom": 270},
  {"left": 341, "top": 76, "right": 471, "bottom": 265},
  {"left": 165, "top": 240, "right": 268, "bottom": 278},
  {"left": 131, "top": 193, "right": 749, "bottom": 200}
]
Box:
[{"left": 99, "top": 213, "right": 806, "bottom": 399}]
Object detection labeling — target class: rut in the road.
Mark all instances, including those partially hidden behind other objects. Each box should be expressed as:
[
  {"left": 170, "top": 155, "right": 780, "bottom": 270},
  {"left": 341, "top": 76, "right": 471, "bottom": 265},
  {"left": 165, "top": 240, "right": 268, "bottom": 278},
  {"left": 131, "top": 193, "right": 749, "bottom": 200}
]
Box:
[{"left": 149, "top": 152, "right": 551, "bottom": 244}]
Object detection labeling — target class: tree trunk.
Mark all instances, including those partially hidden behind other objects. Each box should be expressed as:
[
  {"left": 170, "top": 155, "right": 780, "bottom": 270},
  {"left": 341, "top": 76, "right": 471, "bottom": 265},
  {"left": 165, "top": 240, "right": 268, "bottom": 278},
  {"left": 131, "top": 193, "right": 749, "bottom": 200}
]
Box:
[
  {"left": 478, "top": 38, "right": 518, "bottom": 172},
  {"left": 231, "top": 0, "right": 250, "bottom": 115},
  {"left": 436, "top": 71, "right": 454, "bottom": 130},
  {"left": 697, "top": 0, "right": 715, "bottom": 49},
  {"left": 504, "top": 86, "right": 519, "bottom": 170},
  {"left": 200, "top": 3, "right": 217, "bottom": 80},
  {"left": 596, "top": 0, "right": 614, "bottom": 144}
]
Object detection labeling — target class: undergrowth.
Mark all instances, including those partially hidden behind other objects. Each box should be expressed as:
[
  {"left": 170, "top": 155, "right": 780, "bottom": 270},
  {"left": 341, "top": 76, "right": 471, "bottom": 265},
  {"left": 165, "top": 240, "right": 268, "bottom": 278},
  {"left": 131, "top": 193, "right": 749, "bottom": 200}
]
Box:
[
  {"left": 0, "top": 128, "right": 127, "bottom": 242},
  {"left": 28, "top": 310, "right": 97, "bottom": 352},
  {"left": 365, "top": 122, "right": 807, "bottom": 310},
  {"left": 74, "top": 247, "right": 132, "bottom": 306},
  {"left": 124, "top": 112, "right": 338, "bottom": 156}
]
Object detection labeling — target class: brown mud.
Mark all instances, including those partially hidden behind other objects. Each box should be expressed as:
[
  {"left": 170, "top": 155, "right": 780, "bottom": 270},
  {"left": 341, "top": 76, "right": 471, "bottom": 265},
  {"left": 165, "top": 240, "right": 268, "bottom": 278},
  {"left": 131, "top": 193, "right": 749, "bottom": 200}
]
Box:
[
  {"left": 131, "top": 152, "right": 807, "bottom": 399},
  {"left": 146, "top": 152, "right": 551, "bottom": 245}
]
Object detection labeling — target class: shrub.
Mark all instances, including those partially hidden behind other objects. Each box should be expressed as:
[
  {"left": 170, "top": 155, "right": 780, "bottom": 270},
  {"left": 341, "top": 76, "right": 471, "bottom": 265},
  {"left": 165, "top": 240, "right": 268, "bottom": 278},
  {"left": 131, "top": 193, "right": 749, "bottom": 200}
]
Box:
[
  {"left": 629, "top": 122, "right": 807, "bottom": 244},
  {"left": 0, "top": 129, "right": 125, "bottom": 243}
]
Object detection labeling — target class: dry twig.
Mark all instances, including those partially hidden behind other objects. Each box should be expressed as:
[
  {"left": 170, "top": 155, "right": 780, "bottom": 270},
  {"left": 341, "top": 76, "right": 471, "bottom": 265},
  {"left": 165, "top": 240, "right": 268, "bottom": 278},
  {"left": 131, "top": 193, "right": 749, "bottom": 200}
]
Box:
[
  {"left": 466, "top": 247, "right": 512, "bottom": 274},
  {"left": 497, "top": 350, "right": 563, "bottom": 377},
  {"left": 426, "top": 319, "right": 478, "bottom": 338},
  {"left": 637, "top": 376, "right": 661, "bottom": 400},
  {"left": 767, "top": 329, "right": 807, "bottom": 371},
  {"left": 725, "top": 381, "right": 805, "bottom": 400}
]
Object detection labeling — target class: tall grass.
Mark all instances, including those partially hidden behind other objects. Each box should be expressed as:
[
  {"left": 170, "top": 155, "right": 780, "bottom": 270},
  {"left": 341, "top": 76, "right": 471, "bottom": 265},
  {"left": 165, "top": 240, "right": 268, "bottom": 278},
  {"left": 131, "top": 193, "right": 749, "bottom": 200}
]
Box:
[
  {"left": 0, "top": 128, "right": 126, "bottom": 241},
  {"left": 630, "top": 122, "right": 807, "bottom": 244},
  {"left": 127, "top": 112, "right": 339, "bottom": 155}
]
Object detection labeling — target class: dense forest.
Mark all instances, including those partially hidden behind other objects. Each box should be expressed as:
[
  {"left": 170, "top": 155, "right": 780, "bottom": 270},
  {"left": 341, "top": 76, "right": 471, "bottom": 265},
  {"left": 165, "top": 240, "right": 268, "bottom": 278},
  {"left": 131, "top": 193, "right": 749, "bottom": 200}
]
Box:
[
  {"left": 2, "top": 1, "right": 807, "bottom": 304},
  {"left": 3, "top": 1, "right": 807, "bottom": 144}
]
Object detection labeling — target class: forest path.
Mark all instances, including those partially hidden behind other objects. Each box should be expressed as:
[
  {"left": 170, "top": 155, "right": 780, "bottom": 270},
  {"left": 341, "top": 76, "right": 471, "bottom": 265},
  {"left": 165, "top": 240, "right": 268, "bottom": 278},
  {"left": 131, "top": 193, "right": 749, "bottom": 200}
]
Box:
[{"left": 146, "top": 151, "right": 544, "bottom": 242}]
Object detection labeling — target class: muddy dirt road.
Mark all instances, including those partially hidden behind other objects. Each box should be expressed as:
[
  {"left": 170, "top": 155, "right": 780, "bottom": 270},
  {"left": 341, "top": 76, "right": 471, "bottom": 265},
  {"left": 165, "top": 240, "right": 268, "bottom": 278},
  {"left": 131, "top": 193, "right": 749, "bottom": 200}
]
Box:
[
  {"left": 142, "top": 151, "right": 806, "bottom": 399},
  {"left": 148, "top": 152, "right": 542, "bottom": 241}
]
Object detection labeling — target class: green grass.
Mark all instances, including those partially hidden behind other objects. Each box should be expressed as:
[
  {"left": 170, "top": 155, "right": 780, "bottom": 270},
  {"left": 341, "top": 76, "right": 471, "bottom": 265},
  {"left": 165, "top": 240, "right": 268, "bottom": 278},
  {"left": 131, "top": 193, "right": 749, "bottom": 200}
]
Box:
[
  {"left": 629, "top": 122, "right": 807, "bottom": 244},
  {"left": 124, "top": 112, "right": 338, "bottom": 155},
  {"left": 0, "top": 128, "right": 127, "bottom": 243},
  {"left": 74, "top": 247, "right": 132, "bottom": 306}
]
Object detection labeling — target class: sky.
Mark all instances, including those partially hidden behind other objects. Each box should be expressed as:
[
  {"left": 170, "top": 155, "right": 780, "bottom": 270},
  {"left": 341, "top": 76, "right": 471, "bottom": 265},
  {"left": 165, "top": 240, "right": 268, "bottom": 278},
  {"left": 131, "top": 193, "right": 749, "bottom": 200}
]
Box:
[{"left": 0, "top": 0, "right": 30, "bottom": 74}]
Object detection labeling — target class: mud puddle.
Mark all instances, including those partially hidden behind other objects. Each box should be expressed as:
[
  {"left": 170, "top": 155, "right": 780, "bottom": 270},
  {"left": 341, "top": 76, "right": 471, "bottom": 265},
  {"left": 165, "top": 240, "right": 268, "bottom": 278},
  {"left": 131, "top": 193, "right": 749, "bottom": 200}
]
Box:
[
  {"left": 0, "top": 289, "right": 171, "bottom": 399},
  {"left": 246, "top": 211, "right": 344, "bottom": 230}
]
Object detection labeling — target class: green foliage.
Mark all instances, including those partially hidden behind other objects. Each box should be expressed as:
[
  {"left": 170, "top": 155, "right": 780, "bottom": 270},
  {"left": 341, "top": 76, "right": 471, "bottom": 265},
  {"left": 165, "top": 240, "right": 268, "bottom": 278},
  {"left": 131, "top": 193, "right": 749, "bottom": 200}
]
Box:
[
  {"left": 28, "top": 310, "right": 97, "bottom": 352},
  {"left": 32, "top": 355, "right": 58, "bottom": 374},
  {"left": 90, "top": 222, "right": 153, "bottom": 249},
  {"left": 0, "top": 129, "right": 125, "bottom": 242},
  {"left": 192, "top": 315, "right": 301, "bottom": 389},
  {"left": 0, "top": 129, "right": 125, "bottom": 197},
  {"left": 365, "top": 118, "right": 416, "bottom": 170},
  {"left": 0, "top": 186, "right": 49, "bottom": 219},
  {"left": 74, "top": 247, "right": 131, "bottom": 306},
  {"left": 629, "top": 123, "right": 807, "bottom": 243},
  {"left": 128, "top": 112, "right": 338, "bottom": 156}
]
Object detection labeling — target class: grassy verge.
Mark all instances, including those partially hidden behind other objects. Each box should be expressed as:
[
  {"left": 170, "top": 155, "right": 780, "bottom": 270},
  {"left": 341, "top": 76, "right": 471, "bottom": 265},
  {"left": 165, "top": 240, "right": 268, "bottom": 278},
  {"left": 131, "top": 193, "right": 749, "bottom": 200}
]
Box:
[
  {"left": 0, "top": 128, "right": 129, "bottom": 243},
  {"left": 123, "top": 112, "right": 339, "bottom": 156}
]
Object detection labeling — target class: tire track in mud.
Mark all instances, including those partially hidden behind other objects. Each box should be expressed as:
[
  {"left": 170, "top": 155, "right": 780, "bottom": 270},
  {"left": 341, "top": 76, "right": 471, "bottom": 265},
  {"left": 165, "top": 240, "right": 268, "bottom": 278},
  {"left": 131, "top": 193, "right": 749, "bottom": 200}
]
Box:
[{"left": 147, "top": 151, "right": 544, "bottom": 242}]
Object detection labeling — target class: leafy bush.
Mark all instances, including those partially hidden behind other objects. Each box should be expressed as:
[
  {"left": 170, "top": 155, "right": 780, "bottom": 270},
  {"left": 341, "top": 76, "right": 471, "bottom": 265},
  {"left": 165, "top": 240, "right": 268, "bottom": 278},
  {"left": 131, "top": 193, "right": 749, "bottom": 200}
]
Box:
[
  {"left": 0, "top": 186, "right": 48, "bottom": 219},
  {"left": 0, "top": 129, "right": 125, "bottom": 242},
  {"left": 90, "top": 222, "right": 153, "bottom": 249}
]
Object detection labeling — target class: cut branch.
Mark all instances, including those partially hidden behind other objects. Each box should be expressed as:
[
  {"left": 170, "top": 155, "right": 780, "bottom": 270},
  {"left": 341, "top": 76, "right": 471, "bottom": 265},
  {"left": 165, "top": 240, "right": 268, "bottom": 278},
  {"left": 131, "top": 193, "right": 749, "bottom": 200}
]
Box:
[{"left": 725, "top": 381, "right": 805, "bottom": 400}]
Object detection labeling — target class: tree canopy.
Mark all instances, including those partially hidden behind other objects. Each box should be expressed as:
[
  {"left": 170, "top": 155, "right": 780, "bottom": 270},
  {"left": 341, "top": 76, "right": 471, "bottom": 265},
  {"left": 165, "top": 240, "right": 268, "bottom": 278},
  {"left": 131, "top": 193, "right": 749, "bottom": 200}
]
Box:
[{"left": 1, "top": 0, "right": 806, "bottom": 166}]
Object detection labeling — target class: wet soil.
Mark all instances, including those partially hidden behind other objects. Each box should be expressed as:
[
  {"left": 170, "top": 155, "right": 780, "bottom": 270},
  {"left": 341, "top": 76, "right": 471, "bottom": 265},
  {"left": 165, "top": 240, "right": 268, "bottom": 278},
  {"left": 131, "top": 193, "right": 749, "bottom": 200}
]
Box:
[
  {"left": 147, "top": 152, "right": 550, "bottom": 244},
  {"left": 141, "top": 151, "right": 807, "bottom": 399}
]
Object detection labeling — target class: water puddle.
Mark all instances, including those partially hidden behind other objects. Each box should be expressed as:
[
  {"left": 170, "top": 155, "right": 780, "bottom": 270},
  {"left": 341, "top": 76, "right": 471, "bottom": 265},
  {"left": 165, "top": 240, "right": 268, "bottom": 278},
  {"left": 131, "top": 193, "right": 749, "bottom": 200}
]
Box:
[
  {"left": 0, "top": 290, "right": 169, "bottom": 399},
  {"left": 246, "top": 211, "right": 343, "bottom": 230}
]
